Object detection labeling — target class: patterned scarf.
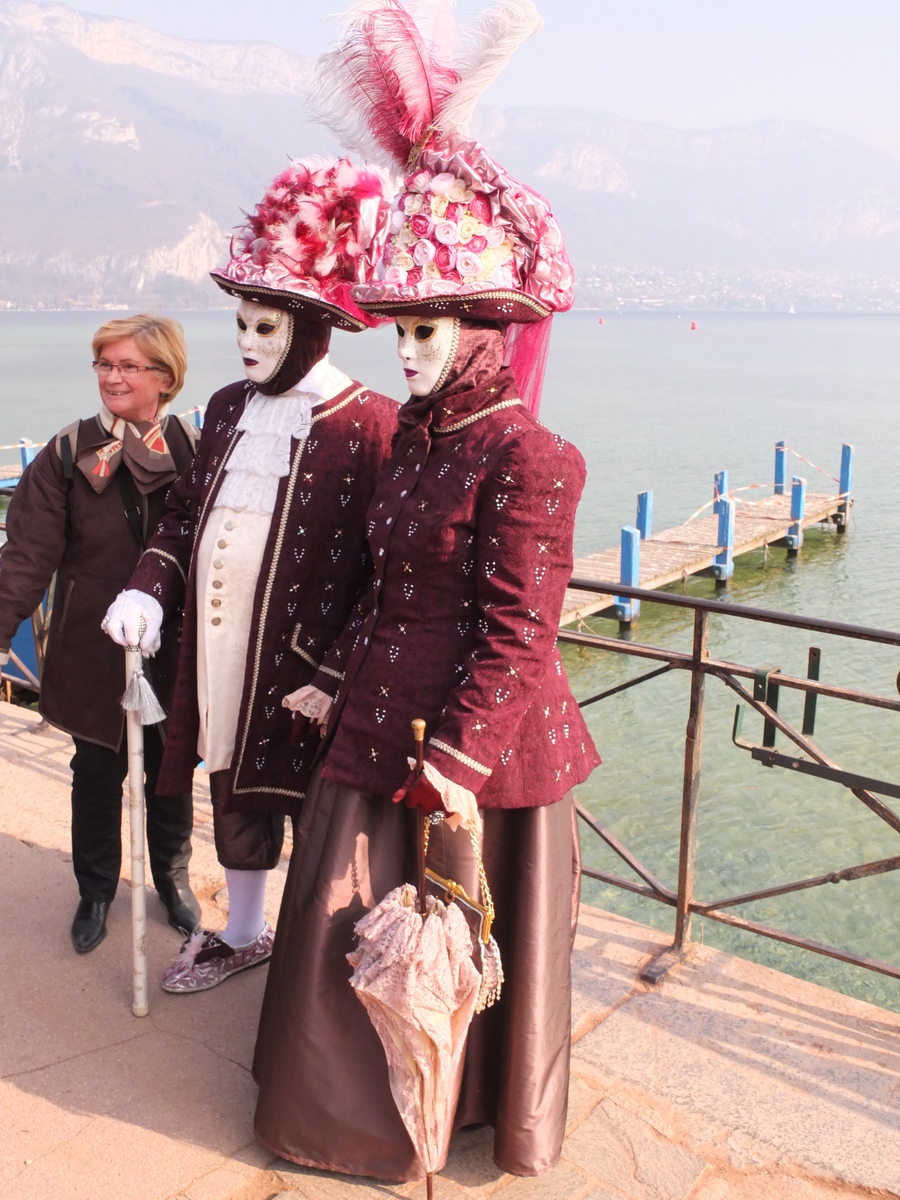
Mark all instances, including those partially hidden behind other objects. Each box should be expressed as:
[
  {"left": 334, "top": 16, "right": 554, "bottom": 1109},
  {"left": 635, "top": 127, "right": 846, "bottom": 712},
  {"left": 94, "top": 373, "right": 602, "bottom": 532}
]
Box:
[{"left": 77, "top": 413, "right": 180, "bottom": 495}]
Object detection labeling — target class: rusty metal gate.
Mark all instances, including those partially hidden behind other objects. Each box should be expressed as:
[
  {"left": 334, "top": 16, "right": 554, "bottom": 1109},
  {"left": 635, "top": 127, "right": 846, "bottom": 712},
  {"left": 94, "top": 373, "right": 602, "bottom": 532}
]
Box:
[{"left": 560, "top": 579, "right": 900, "bottom": 985}]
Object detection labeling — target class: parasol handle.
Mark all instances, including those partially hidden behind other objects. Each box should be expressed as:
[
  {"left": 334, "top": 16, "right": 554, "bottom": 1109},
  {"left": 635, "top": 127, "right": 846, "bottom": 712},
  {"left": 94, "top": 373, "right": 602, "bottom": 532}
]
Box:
[
  {"left": 411, "top": 718, "right": 426, "bottom": 773},
  {"left": 411, "top": 719, "right": 427, "bottom": 917}
]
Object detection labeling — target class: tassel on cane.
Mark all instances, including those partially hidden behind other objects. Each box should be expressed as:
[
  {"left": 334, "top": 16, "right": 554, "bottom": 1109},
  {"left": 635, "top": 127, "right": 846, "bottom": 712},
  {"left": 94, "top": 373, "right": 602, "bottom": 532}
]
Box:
[
  {"left": 120, "top": 617, "right": 162, "bottom": 1018},
  {"left": 121, "top": 655, "right": 166, "bottom": 726}
]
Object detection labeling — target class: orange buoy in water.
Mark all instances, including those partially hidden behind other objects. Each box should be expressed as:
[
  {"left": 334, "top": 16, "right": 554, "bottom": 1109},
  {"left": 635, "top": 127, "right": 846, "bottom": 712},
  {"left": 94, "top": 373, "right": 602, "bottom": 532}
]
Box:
[
  {"left": 598, "top": 316, "right": 604, "bottom": 324},
  {"left": 691, "top": 320, "right": 697, "bottom": 330}
]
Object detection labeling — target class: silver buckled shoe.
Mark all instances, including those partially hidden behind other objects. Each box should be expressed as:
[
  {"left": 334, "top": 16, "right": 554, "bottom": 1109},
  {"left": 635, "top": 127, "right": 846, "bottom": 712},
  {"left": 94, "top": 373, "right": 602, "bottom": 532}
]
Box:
[{"left": 161, "top": 924, "right": 274, "bottom": 994}]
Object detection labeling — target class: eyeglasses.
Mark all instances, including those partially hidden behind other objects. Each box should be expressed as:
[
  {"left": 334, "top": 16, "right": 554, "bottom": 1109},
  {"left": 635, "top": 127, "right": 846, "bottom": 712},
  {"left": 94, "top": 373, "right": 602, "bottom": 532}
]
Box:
[{"left": 92, "top": 359, "right": 166, "bottom": 377}]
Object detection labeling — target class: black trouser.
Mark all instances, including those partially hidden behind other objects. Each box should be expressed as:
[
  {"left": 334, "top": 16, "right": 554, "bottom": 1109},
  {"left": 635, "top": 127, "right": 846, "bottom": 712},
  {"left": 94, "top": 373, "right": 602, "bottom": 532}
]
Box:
[{"left": 70, "top": 727, "right": 193, "bottom": 904}]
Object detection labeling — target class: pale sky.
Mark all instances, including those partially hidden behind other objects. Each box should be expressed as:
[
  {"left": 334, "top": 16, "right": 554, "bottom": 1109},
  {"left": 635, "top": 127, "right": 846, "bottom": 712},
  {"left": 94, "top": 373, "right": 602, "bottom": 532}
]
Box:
[{"left": 50, "top": 0, "right": 900, "bottom": 155}]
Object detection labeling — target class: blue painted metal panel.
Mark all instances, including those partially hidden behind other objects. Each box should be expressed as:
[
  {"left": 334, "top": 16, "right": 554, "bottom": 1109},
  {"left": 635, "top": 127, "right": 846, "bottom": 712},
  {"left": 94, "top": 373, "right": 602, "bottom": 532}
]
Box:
[
  {"left": 774, "top": 441, "right": 786, "bottom": 495},
  {"left": 713, "top": 469, "right": 728, "bottom": 511},
  {"left": 836, "top": 443, "right": 853, "bottom": 530},
  {"left": 786, "top": 475, "right": 806, "bottom": 549},
  {"left": 636, "top": 490, "right": 653, "bottom": 540},
  {"left": 614, "top": 525, "right": 641, "bottom": 622},
  {"left": 712, "top": 497, "right": 735, "bottom": 580},
  {"left": 5, "top": 617, "right": 39, "bottom": 688}
]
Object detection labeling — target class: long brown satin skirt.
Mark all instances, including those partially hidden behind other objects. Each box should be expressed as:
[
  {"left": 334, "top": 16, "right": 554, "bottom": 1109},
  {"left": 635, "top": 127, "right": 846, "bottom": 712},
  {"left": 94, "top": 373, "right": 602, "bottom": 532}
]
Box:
[{"left": 252, "top": 764, "right": 581, "bottom": 1182}]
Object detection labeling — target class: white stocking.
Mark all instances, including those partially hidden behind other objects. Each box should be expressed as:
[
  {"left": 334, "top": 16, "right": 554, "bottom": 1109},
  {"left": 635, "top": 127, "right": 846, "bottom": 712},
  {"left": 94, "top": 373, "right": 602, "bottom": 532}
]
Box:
[{"left": 222, "top": 868, "right": 268, "bottom": 947}]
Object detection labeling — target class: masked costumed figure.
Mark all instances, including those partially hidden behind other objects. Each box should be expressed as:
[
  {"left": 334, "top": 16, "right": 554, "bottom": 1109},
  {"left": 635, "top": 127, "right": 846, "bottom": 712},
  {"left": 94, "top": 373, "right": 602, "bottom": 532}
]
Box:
[
  {"left": 104, "top": 158, "right": 398, "bottom": 991},
  {"left": 253, "top": 2, "right": 600, "bottom": 1181}
]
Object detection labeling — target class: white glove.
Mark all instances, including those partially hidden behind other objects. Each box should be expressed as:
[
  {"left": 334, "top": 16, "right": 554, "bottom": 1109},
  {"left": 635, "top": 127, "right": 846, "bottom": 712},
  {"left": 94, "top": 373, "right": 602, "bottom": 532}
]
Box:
[
  {"left": 282, "top": 684, "right": 333, "bottom": 726},
  {"left": 102, "top": 589, "right": 164, "bottom": 656}
]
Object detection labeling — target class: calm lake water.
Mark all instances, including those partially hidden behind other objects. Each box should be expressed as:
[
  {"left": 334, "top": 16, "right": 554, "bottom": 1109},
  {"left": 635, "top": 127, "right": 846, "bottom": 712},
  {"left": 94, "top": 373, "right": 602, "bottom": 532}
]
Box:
[{"left": 2, "top": 309, "right": 900, "bottom": 1011}]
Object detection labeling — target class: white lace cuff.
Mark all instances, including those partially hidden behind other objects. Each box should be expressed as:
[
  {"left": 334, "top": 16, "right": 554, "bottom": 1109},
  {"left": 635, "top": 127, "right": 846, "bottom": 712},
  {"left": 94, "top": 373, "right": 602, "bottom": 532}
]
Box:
[{"left": 406, "top": 758, "right": 481, "bottom": 833}]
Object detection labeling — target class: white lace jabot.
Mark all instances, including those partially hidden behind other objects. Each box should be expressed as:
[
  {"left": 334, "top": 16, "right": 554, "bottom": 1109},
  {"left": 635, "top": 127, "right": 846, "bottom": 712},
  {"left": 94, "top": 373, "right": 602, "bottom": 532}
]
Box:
[{"left": 215, "top": 357, "right": 351, "bottom": 516}]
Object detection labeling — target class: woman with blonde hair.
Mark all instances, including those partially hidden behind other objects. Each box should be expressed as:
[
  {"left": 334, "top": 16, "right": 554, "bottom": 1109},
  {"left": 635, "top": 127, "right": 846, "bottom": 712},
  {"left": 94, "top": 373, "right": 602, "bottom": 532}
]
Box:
[{"left": 0, "top": 313, "right": 202, "bottom": 953}]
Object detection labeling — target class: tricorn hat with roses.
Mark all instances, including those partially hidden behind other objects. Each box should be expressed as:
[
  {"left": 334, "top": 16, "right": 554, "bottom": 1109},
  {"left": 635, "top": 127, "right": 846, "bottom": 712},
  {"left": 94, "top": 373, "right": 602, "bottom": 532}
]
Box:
[
  {"left": 210, "top": 156, "right": 394, "bottom": 332},
  {"left": 309, "top": 0, "right": 573, "bottom": 326}
]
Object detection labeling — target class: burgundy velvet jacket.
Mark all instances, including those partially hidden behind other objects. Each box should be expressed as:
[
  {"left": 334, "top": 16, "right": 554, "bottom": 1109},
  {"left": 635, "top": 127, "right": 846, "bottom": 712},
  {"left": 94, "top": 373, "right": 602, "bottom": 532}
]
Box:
[
  {"left": 128, "top": 378, "right": 398, "bottom": 813},
  {"left": 313, "top": 367, "right": 601, "bottom": 808}
]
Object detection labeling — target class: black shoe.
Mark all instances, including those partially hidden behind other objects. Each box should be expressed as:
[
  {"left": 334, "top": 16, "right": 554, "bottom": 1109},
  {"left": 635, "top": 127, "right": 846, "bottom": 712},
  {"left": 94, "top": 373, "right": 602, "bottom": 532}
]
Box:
[
  {"left": 156, "top": 879, "right": 201, "bottom": 935},
  {"left": 71, "top": 899, "right": 110, "bottom": 954}
]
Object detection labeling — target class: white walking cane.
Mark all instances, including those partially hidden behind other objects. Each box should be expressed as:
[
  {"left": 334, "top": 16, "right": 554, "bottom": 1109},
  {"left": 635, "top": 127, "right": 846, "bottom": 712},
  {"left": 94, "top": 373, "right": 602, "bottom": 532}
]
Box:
[{"left": 122, "top": 617, "right": 166, "bottom": 1018}]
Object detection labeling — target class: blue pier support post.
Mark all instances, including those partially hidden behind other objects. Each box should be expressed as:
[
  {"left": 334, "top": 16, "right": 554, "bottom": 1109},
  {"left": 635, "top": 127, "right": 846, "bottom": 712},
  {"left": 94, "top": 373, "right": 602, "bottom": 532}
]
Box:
[
  {"left": 614, "top": 525, "right": 641, "bottom": 622},
  {"left": 636, "top": 490, "right": 653, "bottom": 540},
  {"left": 774, "top": 441, "right": 786, "bottom": 495},
  {"left": 712, "top": 496, "right": 735, "bottom": 581},
  {"left": 786, "top": 475, "right": 806, "bottom": 551},
  {"left": 19, "top": 438, "right": 36, "bottom": 472},
  {"left": 713, "top": 469, "right": 728, "bottom": 511},
  {"left": 192, "top": 406, "right": 205, "bottom": 429},
  {"left": 836, "top": 443, "right": 853, "bottom": 532}
]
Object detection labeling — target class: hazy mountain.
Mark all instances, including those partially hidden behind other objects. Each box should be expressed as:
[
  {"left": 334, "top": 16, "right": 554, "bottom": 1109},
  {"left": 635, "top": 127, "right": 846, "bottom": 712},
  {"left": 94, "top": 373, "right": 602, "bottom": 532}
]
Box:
[
  {"left": 2, "top": 0, "right": 899, "bottom": 311},
  {"left": 0, "top": 1, "right": 327, "bottom": 308},
  {"left": 477, "top": 108, "right": 900, "bottom": 310}
]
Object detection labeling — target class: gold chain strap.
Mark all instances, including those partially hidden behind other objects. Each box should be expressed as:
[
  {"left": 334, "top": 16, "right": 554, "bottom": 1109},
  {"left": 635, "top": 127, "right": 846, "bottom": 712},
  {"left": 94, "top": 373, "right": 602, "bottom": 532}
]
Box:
[{"left": 423, "top": 816, "right": 495, "bottom": 944}]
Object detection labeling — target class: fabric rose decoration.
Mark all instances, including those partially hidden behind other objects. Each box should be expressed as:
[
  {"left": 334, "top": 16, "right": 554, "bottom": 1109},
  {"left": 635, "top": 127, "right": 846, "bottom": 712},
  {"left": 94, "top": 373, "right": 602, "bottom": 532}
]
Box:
[
  {"left": 434, "top": 221, "right": 460, "bottom": 245},
  {"left": 407, "top": 169, "right": 433, "bottom": 193},
  {"left": 380, "top": 169, "right": 523, "bottom": 298},
  {"left": 455, "top": 250, "right": 482, "bottom": 279},
  {"left": 410, "top": 213, "right": 433, "bottom": 238},
  {"left": 430, "top": 194, "right": 449, "bottom": 219},
  {"left": 434, "top": 243, "right": 457, "bottom": 272},
  {"left": 458, "top": 215, "right": 482, "bottom": 244},
  {"left": 430, "top": 173, "right": 457, "bottom": 196},
  {"left": 447, "top": 178, "right": 475, "bottom": 204},
  {"left": 468, "top": 194, "right": 492, "bottom": 224}
]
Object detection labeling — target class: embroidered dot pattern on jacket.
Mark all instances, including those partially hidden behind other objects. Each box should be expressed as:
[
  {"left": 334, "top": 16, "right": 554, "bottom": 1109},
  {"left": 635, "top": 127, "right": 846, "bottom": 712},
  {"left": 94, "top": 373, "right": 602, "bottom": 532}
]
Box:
[{"left": 315, "top": 367, "right": 601, "bottom": 809}]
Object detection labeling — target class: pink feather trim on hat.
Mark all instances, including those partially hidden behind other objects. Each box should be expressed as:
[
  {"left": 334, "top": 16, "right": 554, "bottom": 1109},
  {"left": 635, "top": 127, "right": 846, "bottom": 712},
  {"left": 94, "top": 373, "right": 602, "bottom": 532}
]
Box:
[{"left": 211, "top": 157, "right": 395, "bottom": 330}]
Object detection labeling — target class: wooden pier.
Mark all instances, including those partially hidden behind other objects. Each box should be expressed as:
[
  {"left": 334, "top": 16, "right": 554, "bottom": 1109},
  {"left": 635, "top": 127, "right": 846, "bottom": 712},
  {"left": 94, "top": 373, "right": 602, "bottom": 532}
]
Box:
[{"left": 561, "top": 442, "right": 853, "bottom": 627}]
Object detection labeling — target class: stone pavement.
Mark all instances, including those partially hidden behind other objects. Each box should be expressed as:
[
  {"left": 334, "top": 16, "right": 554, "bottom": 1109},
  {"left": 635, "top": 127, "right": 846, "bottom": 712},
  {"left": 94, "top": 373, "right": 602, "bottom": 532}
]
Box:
[{"left": 1, "top": 702, "right": 898, "bottom": 1200}]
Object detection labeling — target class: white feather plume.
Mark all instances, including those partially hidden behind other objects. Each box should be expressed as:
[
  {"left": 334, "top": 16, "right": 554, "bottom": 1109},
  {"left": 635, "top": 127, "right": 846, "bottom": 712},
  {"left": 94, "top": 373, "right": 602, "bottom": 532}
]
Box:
[
  {"left": 438, "top": 0, "right": 543, "bottom": 137},
  {"left": 405, "top": 0, "right": 458, "bottom": 60}
]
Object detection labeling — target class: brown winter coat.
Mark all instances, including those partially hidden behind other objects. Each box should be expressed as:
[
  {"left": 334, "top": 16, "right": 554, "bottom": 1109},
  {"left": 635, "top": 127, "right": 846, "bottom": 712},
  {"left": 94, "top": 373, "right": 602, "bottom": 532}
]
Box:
[{"left": 0, "top": 415, "right": 197, "bottom": 750}]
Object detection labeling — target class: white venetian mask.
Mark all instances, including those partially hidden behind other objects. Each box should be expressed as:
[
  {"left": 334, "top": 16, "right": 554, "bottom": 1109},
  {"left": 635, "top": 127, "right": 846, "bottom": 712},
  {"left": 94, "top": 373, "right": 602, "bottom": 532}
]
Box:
[
  {"left": 236, "top": 299, "right": 293, "bottom": 384},
  {"left": 395, "top": 316, "right": 458, "bottom": 396}
]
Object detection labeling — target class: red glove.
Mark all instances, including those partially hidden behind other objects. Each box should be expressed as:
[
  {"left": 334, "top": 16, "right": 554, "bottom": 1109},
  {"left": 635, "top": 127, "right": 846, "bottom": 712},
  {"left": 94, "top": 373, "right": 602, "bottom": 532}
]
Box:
[{"left": 391, "top": 770, "right": 446, "bottom": 815}]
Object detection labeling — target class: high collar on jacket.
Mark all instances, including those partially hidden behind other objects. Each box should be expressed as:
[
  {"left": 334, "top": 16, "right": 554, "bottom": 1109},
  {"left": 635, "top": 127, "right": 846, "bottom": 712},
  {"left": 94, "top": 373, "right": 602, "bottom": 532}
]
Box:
[{"left": 398, "top": 366, "right": 520, "bottom": 437}]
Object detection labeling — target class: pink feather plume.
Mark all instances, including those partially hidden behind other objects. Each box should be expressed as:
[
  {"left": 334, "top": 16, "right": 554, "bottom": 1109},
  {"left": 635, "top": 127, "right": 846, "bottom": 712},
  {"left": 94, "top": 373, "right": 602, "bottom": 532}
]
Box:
[{"left": 309, "top": 0, "right": 459, "bottom": 170}]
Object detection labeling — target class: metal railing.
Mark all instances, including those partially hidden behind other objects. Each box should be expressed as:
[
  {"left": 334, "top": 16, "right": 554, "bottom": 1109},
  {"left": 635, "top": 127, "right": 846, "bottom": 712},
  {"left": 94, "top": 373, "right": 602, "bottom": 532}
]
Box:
[{"left": 561, "top": 579, "right": 900, "bottom": 984}]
